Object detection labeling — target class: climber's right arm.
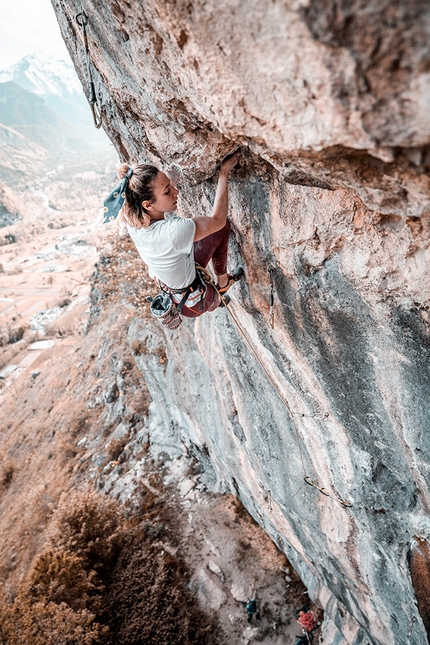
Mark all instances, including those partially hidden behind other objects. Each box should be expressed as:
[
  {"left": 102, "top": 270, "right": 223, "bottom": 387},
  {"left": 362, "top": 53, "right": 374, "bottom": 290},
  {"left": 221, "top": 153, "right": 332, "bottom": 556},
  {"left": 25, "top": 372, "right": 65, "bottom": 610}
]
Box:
[{"left": 193, "top": 152, "right": 240, "bottom": 242}]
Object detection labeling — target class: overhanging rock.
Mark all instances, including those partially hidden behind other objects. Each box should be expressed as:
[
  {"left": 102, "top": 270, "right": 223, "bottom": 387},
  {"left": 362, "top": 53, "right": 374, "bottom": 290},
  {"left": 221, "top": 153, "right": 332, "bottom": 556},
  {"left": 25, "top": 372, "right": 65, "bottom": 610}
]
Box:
[{"left": 53, "top": 1, "right": 430, "bottom": 643}]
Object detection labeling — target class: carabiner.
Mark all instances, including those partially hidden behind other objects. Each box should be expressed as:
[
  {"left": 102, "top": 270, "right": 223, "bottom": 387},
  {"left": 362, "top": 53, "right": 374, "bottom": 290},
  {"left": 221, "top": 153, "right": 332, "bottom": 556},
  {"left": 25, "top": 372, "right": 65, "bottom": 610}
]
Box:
[
  {"left": 75, "top": 11, "right": 88, "bottom": 28},
  {"left": 90, "top": 102, "right": 103, "bottom": 129}
]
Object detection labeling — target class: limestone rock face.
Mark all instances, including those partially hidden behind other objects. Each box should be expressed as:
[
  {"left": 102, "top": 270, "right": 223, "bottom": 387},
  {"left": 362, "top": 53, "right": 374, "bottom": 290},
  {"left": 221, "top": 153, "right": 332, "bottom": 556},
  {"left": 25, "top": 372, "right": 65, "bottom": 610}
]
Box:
[{"left": 53, "top": 1, "right": 430, "bottom": 643}]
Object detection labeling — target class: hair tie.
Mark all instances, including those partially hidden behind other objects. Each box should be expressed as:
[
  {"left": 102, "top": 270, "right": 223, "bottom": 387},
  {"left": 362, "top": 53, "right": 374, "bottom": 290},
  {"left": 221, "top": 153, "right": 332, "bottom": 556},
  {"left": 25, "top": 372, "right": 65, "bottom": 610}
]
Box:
[{"left": 103, "top": 167, "right": 133, "bottom": 223}]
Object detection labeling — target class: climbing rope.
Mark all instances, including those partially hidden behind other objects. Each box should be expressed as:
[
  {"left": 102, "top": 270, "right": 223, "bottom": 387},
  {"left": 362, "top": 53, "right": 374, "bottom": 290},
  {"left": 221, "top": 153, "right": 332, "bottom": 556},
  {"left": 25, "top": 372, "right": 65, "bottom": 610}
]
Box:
[
  {"left": 407, "top": 616, "right": 416, "bottom": 641},
  {"left": 75, "top": 11, "right": 102, "bottom": 129},
  {"left": 212, "top": 276, "right": 352, "bottom": 509}
]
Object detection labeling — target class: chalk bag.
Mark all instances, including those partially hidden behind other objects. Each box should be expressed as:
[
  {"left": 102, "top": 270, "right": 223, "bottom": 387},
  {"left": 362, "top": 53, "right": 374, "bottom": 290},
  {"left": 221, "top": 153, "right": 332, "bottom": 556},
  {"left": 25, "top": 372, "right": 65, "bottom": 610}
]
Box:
[{"left": 150, "top": 292, "right": 182, "bottom": 330}]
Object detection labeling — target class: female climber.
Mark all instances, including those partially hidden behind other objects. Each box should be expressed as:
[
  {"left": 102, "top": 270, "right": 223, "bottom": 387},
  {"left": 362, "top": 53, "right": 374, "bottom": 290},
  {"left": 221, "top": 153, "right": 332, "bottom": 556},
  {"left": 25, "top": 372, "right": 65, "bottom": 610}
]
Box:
[{"left": 103, "top": 152, "right": 243, "bottom": 326}]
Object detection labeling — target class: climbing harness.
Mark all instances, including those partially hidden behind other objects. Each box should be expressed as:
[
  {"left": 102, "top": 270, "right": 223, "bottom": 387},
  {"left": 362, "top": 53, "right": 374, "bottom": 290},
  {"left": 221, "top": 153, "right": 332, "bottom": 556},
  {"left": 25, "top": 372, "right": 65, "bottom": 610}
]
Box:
[
  {"left": 407, "top": 616, "right": 416, "bottom": 641},
  {"left": 148, "top": 265, "right": 213, "bottom": 329},
  {"left": 156, "top": 271, "right": 205, "bottom": 311},
  {"left": 75, "top": 11, "right": 103, "bottom": 129},
  {"left": 214, "top": 282, "right": 352, "bottom": 509},
  {"left": 269, "top": 266, "right": 275, "bottom": 328}
]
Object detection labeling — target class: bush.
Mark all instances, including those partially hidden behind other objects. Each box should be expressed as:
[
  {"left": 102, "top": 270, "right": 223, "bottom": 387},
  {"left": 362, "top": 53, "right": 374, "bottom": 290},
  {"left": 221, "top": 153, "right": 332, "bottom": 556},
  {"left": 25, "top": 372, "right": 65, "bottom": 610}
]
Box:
[
  {"left": 0, "top": 323, "right": 28, "bottom": 347},
  {"left": 27, "top": 550, "right": 103, "bottom": 611},
  {"left": 0, "top": 490, "right": 221, "bottom": 645},
  {"left": 106, "top": 437, "right": 128, "bottom": 462},
  {"left": 48, "top": 490, "right": 124, "bottom": 574},
  {"left": 100, "top": 540, "right": 216, "bottom": 645},
  {"left": 0, "top": 592, "right": 106, "bottom": 645},
  {"left": 0, "top": 491, "right": 118, "bottom": 644},
  {"left": 0, "top": 461, "right": 14, "bottom": 492},
  {"left": 88, "top": 234, "right": 157, "bottom": 325}
]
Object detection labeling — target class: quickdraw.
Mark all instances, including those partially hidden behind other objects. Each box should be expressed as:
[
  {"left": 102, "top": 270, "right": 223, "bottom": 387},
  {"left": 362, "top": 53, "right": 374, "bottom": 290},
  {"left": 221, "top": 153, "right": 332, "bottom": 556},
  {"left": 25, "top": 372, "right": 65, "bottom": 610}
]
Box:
[
  {"left": 75, "top": 11, "right": 102, "bottom": 129},
  {"left": 304, "top": 476, "right": 352, "bottom": 508},
  {"left": 407, "top": 616, "right": 416, "bottom": 641},
  {"left": 292, "top": 412, "right": 330, "bottom": 419},
  {"left": 269, "top": 266, "right": 275, "bottom": 328}
]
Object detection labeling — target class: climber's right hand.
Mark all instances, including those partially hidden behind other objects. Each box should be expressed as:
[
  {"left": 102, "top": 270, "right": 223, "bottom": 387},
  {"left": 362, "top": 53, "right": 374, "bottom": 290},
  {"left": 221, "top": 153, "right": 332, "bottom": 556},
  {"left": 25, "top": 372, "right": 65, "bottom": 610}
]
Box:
[{"left": 164, "top": 163, "right": 181, "bottom": 187}]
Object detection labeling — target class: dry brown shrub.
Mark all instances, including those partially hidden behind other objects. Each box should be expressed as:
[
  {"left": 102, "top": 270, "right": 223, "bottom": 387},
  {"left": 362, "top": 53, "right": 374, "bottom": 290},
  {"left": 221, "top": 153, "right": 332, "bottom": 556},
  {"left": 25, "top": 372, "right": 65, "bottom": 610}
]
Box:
[
  {"left": 100, "top": 537, "right": 218, "bottom": 645},
  {"left": 0, "top": 489, "right": 221, "bottom": 645},
  {"left": 106, "top": 437, "right": 127, "bottom": 462},
  {"left": 27, "top": 550, "right": 103, "bottom": 612},
  {"left": 0, "top": 338, "right": 28, "bottom": 369},
  {"left": 48, "top": 490, "right": 125, "bottom": 574},
  {"left": 45, "top": 307, "right": 83, "bottom": 337},
  {"left": 131, "top": 340, "right": 145, "bottom": 355},
  {"left": 0, "top": 315, "right": 30, "bottom": 349},
  {"left": 69, "top": 414, "right": 92, "bottom": 438},
  {"left": 0, "top": 492, "right": 122, "bottom": 644},
  {"left": 0, "top": 591, "right": 106, "bottom": 645},
  {"left": 56, "top": 435, "right": 80, "bottom": 463}
]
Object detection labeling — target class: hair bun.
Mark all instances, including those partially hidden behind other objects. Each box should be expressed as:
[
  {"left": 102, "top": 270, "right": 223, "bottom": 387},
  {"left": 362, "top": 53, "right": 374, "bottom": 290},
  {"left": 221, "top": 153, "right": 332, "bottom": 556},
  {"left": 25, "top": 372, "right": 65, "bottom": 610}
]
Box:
[{"left": 117, "top": 163, "right": 131, "bottom": 180}]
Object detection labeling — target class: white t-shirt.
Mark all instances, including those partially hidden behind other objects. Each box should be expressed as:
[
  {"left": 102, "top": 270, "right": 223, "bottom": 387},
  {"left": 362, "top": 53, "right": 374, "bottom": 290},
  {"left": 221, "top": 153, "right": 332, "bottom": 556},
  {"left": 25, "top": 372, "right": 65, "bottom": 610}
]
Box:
[{"left": 127, "top": 217, "right": 196, "bottom": 289}]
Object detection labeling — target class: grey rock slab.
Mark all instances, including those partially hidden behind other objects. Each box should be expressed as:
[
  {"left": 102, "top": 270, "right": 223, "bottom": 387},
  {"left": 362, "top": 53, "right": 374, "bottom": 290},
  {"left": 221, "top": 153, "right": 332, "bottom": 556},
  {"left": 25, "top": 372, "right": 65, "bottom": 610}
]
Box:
[
  {"left": 190, "top": 568, "right": 228, "bottom": 612},
  {"left": 55, "top": 0, "right": 430, "bottom": 215},
  {"left": 178, "top": 478, "right": 195, "bottom": 497},
  {"left": 241, "top": 626, "right": 260, "bottom": 644},
  {"left": 230, "top": 582, "right": 251, "bottom": 604},
  {"left": 109, "top": 422, "right": 129, "bottom": 440},
  {"left": 27, "top": 340, "right": 56, "bottom": 350},
  {"left": 208, "top": 560, "right": 225, "bottom": 582},
  {"left": 0, "top": 365, "right": 18, "bottom": 379}
]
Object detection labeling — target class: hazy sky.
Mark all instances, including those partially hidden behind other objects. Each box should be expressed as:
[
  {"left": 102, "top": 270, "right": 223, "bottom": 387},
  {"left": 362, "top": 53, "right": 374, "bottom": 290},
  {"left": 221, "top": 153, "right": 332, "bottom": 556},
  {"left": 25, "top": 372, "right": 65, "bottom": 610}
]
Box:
[{"left": 0, "top": 0, "right": 70, "bottom": 69}]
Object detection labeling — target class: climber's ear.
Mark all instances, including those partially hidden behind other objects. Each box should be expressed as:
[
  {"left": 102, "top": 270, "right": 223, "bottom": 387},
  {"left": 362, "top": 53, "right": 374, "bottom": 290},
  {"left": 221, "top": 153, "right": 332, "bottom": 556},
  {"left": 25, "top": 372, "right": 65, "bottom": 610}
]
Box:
[{"left": 142, "top": 200, "right": 154, "bottom": 211}]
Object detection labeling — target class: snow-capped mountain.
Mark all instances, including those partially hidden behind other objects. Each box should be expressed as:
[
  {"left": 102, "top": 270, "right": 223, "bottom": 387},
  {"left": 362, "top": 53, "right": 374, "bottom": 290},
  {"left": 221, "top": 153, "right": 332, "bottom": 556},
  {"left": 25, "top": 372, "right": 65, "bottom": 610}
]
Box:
[
  {"left": 0, "top": 51, "right": 81, "bottom": 98},
  {"left": 0, "top": 52, "right": 116, "bottom": 203},
  {"left": 0, "top": 51, "right": 110, "bottom": 147}
]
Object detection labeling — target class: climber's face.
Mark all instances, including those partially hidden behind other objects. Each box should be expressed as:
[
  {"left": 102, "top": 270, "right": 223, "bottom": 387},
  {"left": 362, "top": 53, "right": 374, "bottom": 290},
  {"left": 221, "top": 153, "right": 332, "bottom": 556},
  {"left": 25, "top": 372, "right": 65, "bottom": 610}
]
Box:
[{"left": 143, "top": 171, "right": 178, "bottom": 217}]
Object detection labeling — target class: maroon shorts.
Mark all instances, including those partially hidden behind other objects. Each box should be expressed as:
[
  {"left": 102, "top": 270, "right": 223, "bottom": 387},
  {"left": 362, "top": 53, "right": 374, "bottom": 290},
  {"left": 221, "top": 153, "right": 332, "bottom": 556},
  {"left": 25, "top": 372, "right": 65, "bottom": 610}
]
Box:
[{"left": 181, "top": 220, "right": 230, "bottom": 318}]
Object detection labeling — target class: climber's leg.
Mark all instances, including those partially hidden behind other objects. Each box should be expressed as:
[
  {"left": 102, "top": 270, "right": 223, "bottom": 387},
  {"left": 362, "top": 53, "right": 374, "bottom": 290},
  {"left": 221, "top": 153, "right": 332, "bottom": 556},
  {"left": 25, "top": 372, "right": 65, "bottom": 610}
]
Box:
[
  {"left": 181, "top": 283, "right": 220, "bottom": 318},
  {"left": 193, "top": 220, "right": 231, "bottom": 285},
  {"left": 209, "top": 220, "right": 230, "bottom": 282},
  {"left": 182, "top": 220, "right": 238, "bottom": 316}
]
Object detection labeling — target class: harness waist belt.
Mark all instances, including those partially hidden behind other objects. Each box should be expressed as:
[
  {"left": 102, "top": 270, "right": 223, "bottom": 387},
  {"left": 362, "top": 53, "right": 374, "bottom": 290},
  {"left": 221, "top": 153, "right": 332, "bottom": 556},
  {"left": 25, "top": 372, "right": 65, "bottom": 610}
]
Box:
[
  {"left": 156, "top": 274, "right": 201, "bottom": 295},
  {"left": 155, "top": 272, "right": 205, "bottom": 312}
]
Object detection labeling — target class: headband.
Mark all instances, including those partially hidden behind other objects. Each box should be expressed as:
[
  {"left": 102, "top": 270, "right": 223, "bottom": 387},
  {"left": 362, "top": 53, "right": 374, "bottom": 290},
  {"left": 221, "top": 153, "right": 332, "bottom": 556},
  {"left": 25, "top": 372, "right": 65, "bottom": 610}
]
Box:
[{"left": 103, "top": 167, "right": 133, "bottom": 223}]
